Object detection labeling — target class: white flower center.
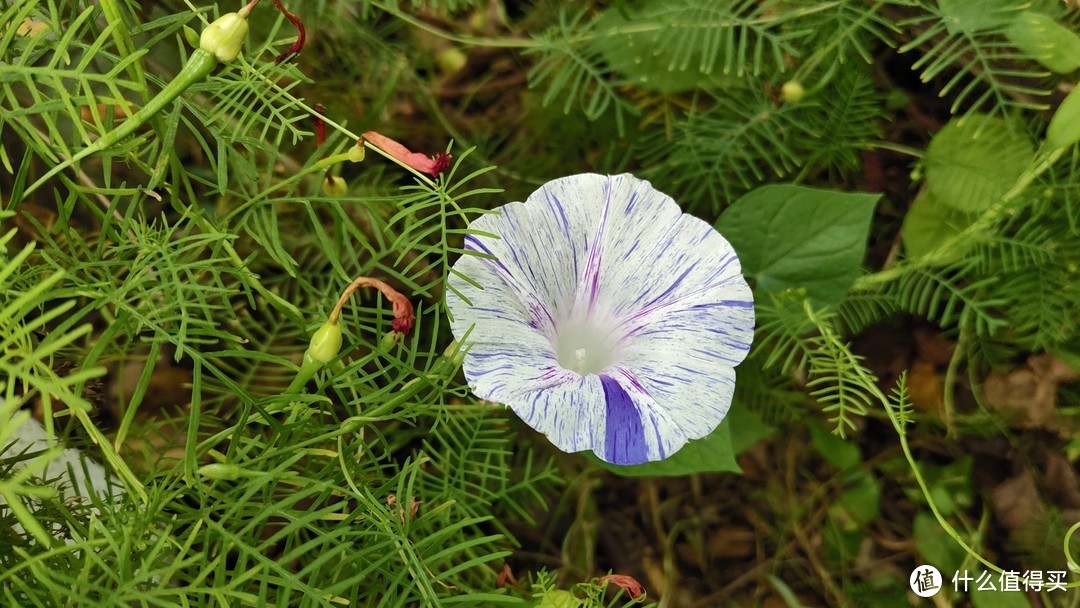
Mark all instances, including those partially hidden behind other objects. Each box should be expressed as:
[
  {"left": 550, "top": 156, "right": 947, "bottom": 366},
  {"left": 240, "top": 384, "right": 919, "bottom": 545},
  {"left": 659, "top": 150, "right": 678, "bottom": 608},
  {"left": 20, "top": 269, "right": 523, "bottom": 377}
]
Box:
[{"left": 554, "top": 315, "right": 620, "bottom": 376}]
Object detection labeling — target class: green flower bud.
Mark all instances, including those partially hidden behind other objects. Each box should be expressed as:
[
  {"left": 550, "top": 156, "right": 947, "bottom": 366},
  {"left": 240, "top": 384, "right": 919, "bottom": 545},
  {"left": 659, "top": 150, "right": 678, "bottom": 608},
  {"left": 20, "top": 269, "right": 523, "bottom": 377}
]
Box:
[
  {"left": 780, "top": 80, "right": 805, "bottom": 105},
  {"left": 442, "top": 340, "right": 464, "bottom": 366},
  {"left": 340, "top": 416, "right": 365, "bottom": 434},
  {"left": 305, "top": 319, "right": 342, "bottom": 364},
  {"left": 348, "top": 140, "right": 366, "bottom": 163},
  {"left": 198, "top": 463, "right": 242, "bottom": 480},
  {"left": 436, "top": 48, "right": 468, "bottom": 75},
  {"left": 379, "top": 329, "right": 402, "bottom": 351},
  {"left": 322, "top": 175, "right": 348, "bottom": 197},
  {"left": 200, "top": 12, "right": 249, "bottom": 63}
]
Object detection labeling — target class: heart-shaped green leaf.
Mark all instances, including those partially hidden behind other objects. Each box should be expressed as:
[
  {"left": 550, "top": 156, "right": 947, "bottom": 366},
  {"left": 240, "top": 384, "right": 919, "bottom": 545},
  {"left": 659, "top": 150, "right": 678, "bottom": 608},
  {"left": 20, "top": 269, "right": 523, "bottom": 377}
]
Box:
[
  {"left": 923, "top": 115, "right": 1034, "bottom": 213},
  {"left": 716, "top": 184, "right": 880, "bottom": 308}
]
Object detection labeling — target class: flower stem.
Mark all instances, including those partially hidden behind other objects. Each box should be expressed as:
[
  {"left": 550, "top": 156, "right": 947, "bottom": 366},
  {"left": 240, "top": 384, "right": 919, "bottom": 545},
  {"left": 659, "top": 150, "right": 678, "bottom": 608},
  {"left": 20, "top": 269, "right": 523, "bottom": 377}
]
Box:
[
  {"left": 286, "top": 277, "right": 414, "bottom": 395},
  {"left": 853, "top": 146, "right": 1066, "bottom": 291},
  {"left": 21, "top": 49, "right": 219, "bottom": 200},
  {"left": 286, "top": 357, "right": 324, "bottom": 393}
]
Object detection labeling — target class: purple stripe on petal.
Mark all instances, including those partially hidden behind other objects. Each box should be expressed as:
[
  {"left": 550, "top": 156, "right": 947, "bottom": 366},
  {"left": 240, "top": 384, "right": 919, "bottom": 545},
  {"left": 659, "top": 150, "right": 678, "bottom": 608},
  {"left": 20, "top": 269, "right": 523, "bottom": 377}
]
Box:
[
  {"left": 616, "top": 367, "right": 650, "bottom": 395},
  {"left": 464, "top": 235, "right": 513, "bottom": 275},
  {"left": 579, "top": 178, "right": 613, "bottom": 313},
  {"left": 549, "top": 193, "right": 570, "bottom": 231},
  {"left": 601, "top": 374, "right": 648, "bottom": 465},
  {"left": 642, "top": 266, "right": 694, "bottom": 308},
  {"left": 653, "top": 424, "right": 666, "bottom": 459},
  {"left": 547, "top": 193, "right": 580, "bottom": 279},
  {"left": 529, "top": 301, "right": 556, "bottom": 333},
  {"left": 717, "top": 299, "right": 755, "bottom": 308}
]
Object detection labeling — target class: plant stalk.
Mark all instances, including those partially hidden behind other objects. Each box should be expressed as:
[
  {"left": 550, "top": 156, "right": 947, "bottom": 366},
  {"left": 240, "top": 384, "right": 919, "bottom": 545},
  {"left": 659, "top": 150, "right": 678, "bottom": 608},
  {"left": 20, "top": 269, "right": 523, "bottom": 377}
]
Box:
[{"left": 21, "top": 49, "right": 219, "bottom": 200}]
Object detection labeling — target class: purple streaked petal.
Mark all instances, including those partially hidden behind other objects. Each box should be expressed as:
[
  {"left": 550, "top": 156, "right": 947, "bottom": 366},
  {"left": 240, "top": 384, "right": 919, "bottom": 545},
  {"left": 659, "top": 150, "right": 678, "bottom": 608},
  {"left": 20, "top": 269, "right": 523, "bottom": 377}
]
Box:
[
  {"left": 600, "top": 374, "right": 648, "bottom": 464},
  {"left": 447, "top": 173, "right": 755, "bottom": 465},
  {"left": 512, "top": 375, "right": 606, "bottom": 454},
  {"left": 591, "top": 176, "right": 750, "bottom": 321}
]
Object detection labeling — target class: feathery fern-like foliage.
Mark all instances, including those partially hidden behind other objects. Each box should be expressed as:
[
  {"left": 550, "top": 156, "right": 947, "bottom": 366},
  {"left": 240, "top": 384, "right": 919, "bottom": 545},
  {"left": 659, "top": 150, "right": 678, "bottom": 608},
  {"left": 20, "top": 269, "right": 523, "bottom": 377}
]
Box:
[
  {"left": 3, "top": 0, "right": 1080, "bottom": 604},
  {"left": 897, "top": 0, "right": 1051, "bottom": 119},
  {"left": 1, "top": 1, "right": 557, "bottom": 604}
]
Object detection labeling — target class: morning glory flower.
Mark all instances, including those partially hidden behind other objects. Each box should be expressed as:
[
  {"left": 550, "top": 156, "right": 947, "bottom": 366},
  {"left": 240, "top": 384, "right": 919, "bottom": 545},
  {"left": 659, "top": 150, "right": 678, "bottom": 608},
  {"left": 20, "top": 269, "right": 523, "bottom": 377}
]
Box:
[{"left": 446, "top": 174, "right": 754, "bottom": 465}]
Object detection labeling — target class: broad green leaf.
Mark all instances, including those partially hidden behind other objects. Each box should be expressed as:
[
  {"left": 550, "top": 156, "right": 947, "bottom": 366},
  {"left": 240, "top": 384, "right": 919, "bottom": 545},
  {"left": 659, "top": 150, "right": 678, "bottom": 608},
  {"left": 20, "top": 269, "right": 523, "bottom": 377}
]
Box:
[
  {"left": 913, "top": 511, "right": 966, "bottom": 575},
  {"left": 727, "top": 398, "right": 775, "bottom": 456},
  {"left": 1006, "top": 11, "right": 1080, "bottom": 73},
  {"left": 590, "top": 413, "right": 739, "bottom": 476},
  {"left": 1047, "top": 84, "right": 1080, "bottom": 150},
  {"left": 901, "top": 189, "right": 976, "bottom": 259},
  {"left": 808, "top": 418, "right": 861, "bottom": 469},
  {"left": 716, "top": 184, "right": 880, "bottom": 308},
  {"left": 823, "top": 519, "right": 863, "bottom": 564},
  {"left": 836, "top": 469, "right": 880, "bottom": 527},
  {"left": 824, "top": 469, "right": 879, "bottom": 563},
  {"left": 937, "top": 0, "right": 1025, "bottom": 33},
  {"left": 923, "top": 115, "right": 1034, "bottom": 213},
  {"left": 920, "top": 457, "right": 974, "bottom": 518}
]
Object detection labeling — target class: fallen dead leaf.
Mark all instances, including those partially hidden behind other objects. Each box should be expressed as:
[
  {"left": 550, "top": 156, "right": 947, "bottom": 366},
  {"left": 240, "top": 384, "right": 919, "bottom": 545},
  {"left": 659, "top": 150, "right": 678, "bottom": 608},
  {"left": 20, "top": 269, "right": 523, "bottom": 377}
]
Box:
[
  {"left": 1045, "top": 451, "right": 1080, "bottom": 509},
  {"left": 914, "top": 327, "right": 955, "bottom": 367},
  {"left": 991, "top": 471, "right": 1047, "bottom": 531},
  {"left": 983, "top": 354, "right": 1079, "bottom": 428},
  {"left": 907, "top": 360, "right": 944, "bottom": 413},
  {"left": 706, "top": 526, "right": 756, "bottom": 560}
]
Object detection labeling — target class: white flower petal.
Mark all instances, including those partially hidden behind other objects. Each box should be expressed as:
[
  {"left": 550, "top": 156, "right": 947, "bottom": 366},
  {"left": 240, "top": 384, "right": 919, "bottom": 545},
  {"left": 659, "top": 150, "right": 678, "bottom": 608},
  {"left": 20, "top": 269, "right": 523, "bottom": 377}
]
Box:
[
  {"left": 448, "top": 251, "right": 561, "bottom": 401},
  {"left": 512, "top": 368, "right": 686, "bottom": 465},
  {"left": 511, "top": 373, "right": 606, "bottom": 454}
]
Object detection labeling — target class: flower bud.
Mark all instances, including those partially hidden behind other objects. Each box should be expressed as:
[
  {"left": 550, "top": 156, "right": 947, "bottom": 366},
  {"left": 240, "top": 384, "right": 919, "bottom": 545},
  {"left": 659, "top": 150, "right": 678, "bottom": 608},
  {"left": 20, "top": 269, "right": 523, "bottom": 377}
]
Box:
[
  {"left": 437, "top": 48, "right": 468, "bottom": 75},
  {"left": 340, "top": 416, "right": 365, "bottom": 434},
  {"left": 781, "top": 80, "right": 805, "bottom": 105},
  {"left": 442, "top": 341, "right": 464, "bottom": 367},
  {"left": 305, "top": 319, "right": 342, "bottom": 364},
  {"left": 198, "top": 463, "right": 242, "bottom": 480},
  {"left": 379, "top": 330, "right": 404, "bottom": 351},
  {"left": 322, "top": 175, "right": 348, "bottom": 197},
  {"left": 200, "top": 12, "right": 249, "bottom": 63},
  {"left": 348, "top": 140, "right": 366, "bottom": 163}
]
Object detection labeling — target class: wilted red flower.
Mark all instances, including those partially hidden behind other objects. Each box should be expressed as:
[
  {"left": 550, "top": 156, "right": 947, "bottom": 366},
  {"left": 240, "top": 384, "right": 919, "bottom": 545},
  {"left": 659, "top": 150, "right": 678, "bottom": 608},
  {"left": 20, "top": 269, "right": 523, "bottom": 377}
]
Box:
[
  {"left": 597, "top": 574, "right": 645, "bottom": 599},
  {"left": 331, "top": 276, "right": 414, "bottom": 335},
  {"left": 312, "top": 103, "right": 327, "bottom": 149},
  {"left": 272, "top": 0, "right": 305, "bottom": 64},
  {"left": 362, "top": 131, "right": 452, "bottom": 176}
]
